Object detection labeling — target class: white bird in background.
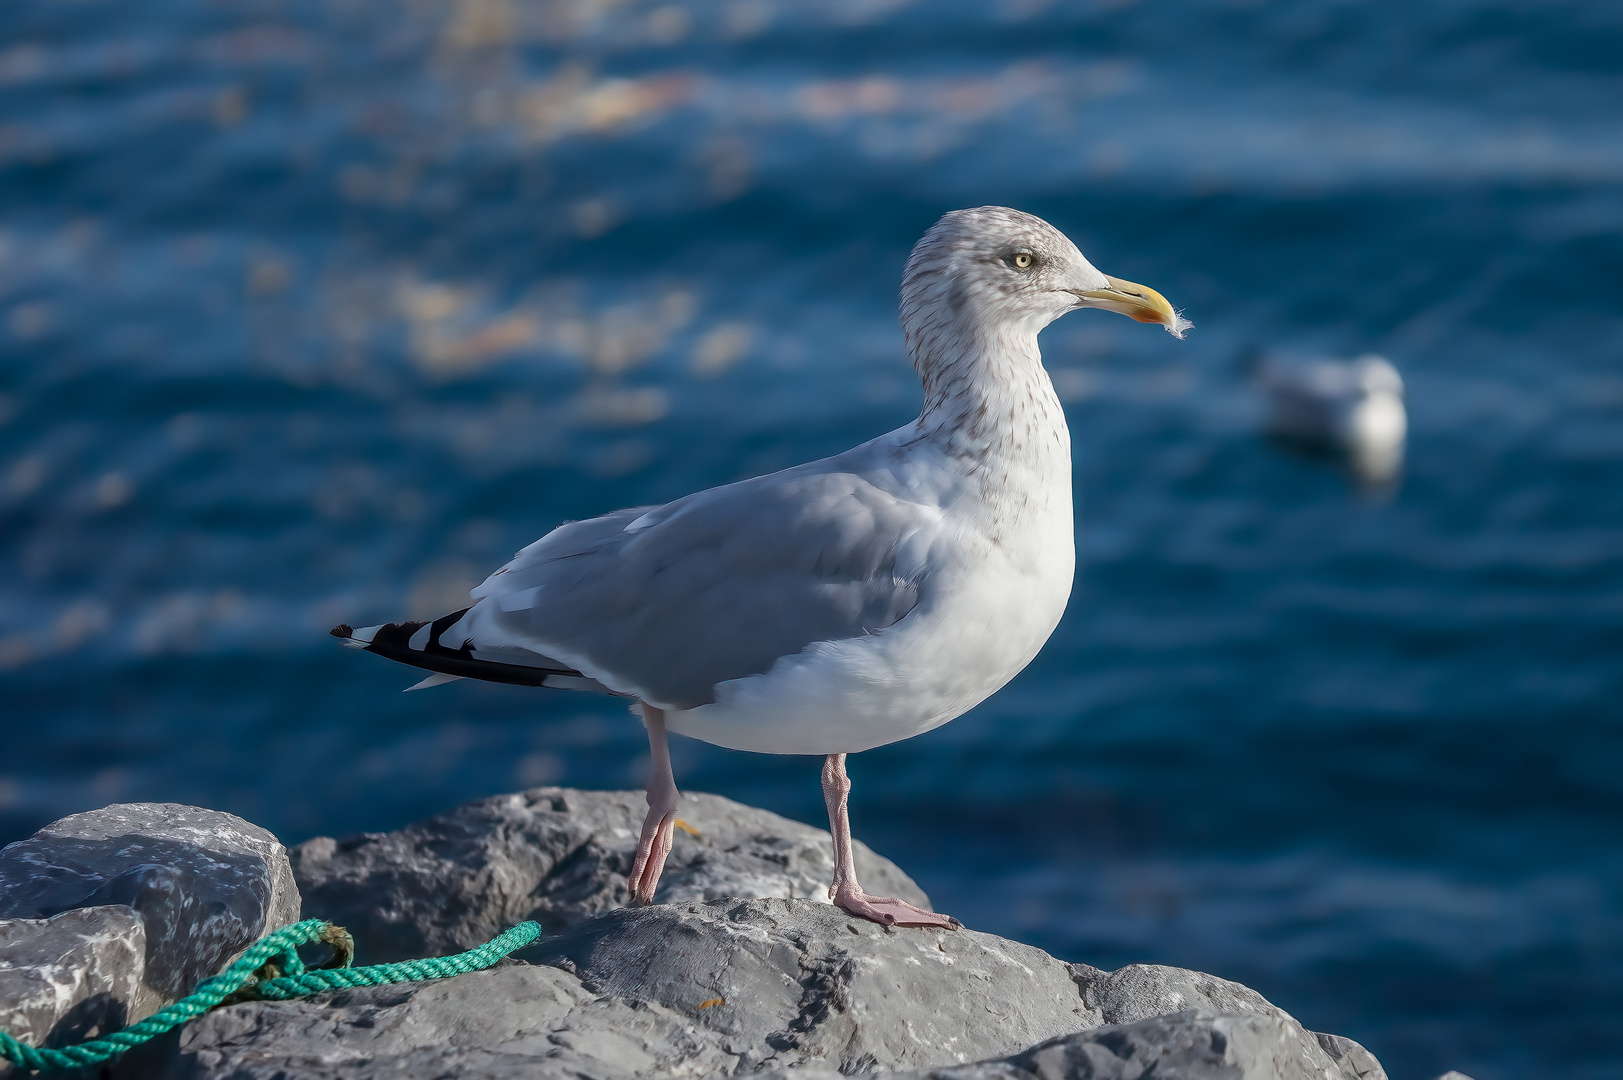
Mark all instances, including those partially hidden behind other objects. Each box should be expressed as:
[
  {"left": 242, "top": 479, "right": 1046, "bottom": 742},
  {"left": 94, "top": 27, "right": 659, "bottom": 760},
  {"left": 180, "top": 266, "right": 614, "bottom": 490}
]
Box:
[
  {"left": 333, "top": 207, "right": 1188, "bottom": 928},
  {"left": 1255, "top": 353, "right": 1407, "bottom": 485}
]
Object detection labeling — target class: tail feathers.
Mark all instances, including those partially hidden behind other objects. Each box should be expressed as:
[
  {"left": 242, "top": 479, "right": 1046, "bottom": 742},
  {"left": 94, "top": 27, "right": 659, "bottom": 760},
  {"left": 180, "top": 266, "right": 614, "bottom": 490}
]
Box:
[{"left": 330, "top": 608, "right": 613, "bottom": 693}]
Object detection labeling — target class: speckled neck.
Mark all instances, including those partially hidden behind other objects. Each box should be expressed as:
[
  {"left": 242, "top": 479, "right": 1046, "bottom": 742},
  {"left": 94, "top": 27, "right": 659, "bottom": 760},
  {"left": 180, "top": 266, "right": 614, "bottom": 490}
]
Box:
[{"left": 908, "top": 316, "right": 1070, "bottom": 475}]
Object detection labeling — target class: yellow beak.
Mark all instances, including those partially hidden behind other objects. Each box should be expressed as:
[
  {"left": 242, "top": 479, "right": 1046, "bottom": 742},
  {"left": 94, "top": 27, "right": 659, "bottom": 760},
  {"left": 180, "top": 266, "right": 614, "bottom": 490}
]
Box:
[{"left": 1075, "top": 276, "right": 1190, "bottom": 338}]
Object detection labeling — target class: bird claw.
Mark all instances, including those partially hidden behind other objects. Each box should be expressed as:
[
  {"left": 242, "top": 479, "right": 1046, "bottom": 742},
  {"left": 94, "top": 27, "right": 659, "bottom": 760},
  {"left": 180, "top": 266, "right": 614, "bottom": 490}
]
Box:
[
  {"left": 832, "top": 889, "right": 961, "bottom": 930},
  {"left": 628, "top": 809, "right": 677, "bottom": 906}
]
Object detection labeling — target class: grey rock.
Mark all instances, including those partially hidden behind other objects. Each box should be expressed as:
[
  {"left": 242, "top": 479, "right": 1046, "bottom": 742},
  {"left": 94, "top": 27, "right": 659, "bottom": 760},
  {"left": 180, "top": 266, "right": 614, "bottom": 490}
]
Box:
[
  {"left": 1429, "top": 1074, "right": 1478, "bottom": 1080},
  {"left": 1074, "top": 962, "right": 1286, "bottom": 1026},
  {"left": 290, "top": 787, "right": 927, "bottom": 962},
  {"left": 0, "top": 803, "right": 300, "bottom": 1067},
  {"left": 162, "top": 964, "right": 732, "bottom": 1080},
  {"left": 157, "top": 897, "right": 1090, "bottom": 1079},
  {"left": 900, "top": 1009, "right": 1362, "bottom": 1080},
  {"left": 530, "top": 897, "right": 1097, "bottom": 1072},
  {"left": 1067, "top": 963, "right": 1386, "bottom": 1080},
  {"left": 158, "top": 897, "right": 1383, "bottom": 1080},
  {"left": 0, "top": 907, "right": 149, "bottom": 1053},
  {"left": 1315, "top": 1031, "right": 1390, "bottom": 1080},
  {"left": 9, "top": 790, "right": 1383, "bottom": 1080}
]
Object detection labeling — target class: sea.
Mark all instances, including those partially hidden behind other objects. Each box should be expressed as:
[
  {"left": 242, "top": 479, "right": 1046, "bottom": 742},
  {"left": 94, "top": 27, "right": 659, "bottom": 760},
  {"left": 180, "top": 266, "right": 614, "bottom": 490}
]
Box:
[{"left": 2, "top": 2, "right": 1620, "bottom": 1077}]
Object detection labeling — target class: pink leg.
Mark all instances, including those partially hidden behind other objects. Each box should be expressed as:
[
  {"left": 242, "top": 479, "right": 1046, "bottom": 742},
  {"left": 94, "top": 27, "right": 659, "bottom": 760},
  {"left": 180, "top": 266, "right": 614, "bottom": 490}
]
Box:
[
  {"left": 822, "top": 754, "right": 960, "bottom": 929},
  {"left": 628, "top": 704, "right": 680, "bottom": 906}
]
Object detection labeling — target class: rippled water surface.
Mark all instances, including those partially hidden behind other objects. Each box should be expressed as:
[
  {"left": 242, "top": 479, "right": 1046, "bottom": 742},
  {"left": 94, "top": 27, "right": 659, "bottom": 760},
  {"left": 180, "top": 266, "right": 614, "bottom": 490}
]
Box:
[{"left": 3, "top": 2, "right": 1621, "bottom": 1077}]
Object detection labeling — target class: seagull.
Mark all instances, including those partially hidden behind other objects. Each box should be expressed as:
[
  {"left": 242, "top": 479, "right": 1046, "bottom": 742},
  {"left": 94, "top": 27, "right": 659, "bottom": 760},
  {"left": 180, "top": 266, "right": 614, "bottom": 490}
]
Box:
[
  {"left": 332, "top": 207, "right": 1187, "bottom": 928},
  {"left": 1255, "top": 353, "right": 1406, "bottom": 483}
]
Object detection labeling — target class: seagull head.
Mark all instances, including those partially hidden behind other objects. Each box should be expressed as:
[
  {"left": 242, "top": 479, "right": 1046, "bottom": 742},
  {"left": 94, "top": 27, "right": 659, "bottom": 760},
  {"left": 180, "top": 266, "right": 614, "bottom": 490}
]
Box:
[
  {"left": 1353, "top": 355, "right": 1404, "bottom": 397},
  {"left": 901, "top": 206, "right": 1190, "bottom": 341}
]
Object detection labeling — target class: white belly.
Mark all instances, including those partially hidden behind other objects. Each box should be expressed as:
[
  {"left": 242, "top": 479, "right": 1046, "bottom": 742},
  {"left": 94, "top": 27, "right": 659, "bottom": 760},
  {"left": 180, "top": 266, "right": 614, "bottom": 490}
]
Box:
[{"left": 665, "top": 522, "right": 1075, "bottom": 755}]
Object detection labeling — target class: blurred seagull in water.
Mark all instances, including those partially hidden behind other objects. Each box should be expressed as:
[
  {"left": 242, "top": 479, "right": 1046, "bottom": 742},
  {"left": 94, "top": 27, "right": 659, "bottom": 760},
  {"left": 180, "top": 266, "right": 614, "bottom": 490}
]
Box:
[
  {"left": 332, "top": 207, "right": 1188, "bottom": 928},
  {"left": 1255, "top": 353, "right": 1407, "bottom": 485}
]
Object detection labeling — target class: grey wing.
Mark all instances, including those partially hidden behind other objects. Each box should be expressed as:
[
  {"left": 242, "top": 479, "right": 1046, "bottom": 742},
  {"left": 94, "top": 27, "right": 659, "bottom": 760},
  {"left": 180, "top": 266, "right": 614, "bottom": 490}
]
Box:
[{"left": 464, "top": 469, "right": 941, "bottom": 709}]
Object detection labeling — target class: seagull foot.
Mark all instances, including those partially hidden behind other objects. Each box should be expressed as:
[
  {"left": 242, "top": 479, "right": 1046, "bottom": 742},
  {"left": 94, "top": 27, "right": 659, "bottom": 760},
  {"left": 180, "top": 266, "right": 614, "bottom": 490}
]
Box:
[
  {"left": 628, "top": 809, "right": 676, "bottom": 906},
  {"left": 831, "top": 887, "right": 961, "bottom": 930}
]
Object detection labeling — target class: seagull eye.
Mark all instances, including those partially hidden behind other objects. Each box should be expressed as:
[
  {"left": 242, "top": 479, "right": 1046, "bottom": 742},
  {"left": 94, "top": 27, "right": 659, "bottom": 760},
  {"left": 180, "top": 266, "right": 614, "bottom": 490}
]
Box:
[{"left": 1011, "top": 252, "right": 1034, "bottom": 270}]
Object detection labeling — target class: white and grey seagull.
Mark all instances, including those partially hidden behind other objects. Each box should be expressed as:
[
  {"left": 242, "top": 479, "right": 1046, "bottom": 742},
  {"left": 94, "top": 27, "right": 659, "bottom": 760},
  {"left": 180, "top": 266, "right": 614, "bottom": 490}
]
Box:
[{"left": 333, "top": 207, "right": 1188, "bottom": 929}]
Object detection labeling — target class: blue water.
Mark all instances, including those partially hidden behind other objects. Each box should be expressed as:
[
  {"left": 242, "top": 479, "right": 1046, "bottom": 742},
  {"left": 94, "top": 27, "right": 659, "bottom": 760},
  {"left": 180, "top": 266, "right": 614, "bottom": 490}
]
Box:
[{"left": 3, "top": 1, "right": 1621, "bottom": 1076}]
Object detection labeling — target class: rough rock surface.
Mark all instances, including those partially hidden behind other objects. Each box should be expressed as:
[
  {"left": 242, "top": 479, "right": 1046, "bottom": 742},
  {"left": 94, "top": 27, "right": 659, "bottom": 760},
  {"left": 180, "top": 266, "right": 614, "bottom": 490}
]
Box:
[
  {"left": 0, "top": 803, "right": 300, "bottom": 1068},
  {"left": 0, "top": 907, "right": 148, "bottom": 1050},
  {"left": 530, "top": 899, "right": 1096, "bottom": 1072},
  {"left": 891, "top": 1009, "right": 1373, "bottom": 1080},
  {"left": 157, "top": 898, "right": 1386, "bottom": 1080},
  {"left": 1, "top": 790, "right": 1410, "bottom": 1080},
  {"left": 1071, "top": 961, "right": 1371, "bottom": 1077},
  {"left": 290, "top": 787, "right": 927, "bottom": 963},
  {"left": 1316, "top": 1030, "right": 1391, "bottom": 1080}
]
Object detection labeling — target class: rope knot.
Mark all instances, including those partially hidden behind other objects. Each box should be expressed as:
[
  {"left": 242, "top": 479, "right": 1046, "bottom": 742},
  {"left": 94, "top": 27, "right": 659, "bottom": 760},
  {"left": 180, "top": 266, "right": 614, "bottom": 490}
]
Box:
[{"left": 221, "top": 922, "right": 356, "bottom": 1006}]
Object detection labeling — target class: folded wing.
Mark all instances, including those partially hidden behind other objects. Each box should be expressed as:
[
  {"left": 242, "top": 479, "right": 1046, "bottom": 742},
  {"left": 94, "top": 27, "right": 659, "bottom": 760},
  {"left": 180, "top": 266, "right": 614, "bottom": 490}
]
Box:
[{"left": 457, "top": 464, "right": 941, "bottom": 709}]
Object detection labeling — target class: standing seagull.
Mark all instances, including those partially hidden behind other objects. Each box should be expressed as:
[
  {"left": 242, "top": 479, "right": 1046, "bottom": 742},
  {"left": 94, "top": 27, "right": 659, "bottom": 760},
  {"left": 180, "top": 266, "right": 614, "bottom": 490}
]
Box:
[{"left": 333, "top": 207, "right": 1188, "bottom": 928}]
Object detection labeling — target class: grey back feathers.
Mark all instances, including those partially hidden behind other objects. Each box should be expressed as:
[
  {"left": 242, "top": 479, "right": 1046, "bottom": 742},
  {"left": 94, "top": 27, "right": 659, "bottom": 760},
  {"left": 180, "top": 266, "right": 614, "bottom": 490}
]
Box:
[{"left": 464, "top": 453, "right": 939, "bottom": 710}]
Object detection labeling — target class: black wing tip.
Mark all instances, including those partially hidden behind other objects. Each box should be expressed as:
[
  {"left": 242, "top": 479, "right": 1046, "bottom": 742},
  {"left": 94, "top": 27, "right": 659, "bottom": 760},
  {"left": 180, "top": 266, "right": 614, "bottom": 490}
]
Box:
[{"left": 327, "top": 608, "right": 590, "bottom": 690}]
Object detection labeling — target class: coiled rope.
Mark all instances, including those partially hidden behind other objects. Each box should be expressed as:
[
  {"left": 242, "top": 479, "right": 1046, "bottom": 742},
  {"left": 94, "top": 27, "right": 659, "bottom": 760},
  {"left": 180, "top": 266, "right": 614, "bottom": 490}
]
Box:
[{"left": 0, "top": 917, "right": 541, "bottom": 1073}]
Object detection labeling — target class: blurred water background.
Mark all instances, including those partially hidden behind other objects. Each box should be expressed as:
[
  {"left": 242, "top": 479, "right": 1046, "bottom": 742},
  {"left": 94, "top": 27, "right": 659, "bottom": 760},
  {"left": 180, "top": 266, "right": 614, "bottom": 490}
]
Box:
[{"left": 2, "top": 1, "right": 1621, "bottom": 1076}]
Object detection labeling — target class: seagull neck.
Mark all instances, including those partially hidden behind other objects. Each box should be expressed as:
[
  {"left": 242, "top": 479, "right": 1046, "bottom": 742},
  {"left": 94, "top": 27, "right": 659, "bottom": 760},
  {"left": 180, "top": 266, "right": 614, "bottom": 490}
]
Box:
[{"left": 910, "top": 320, "right": 1069, "bottom": 466}]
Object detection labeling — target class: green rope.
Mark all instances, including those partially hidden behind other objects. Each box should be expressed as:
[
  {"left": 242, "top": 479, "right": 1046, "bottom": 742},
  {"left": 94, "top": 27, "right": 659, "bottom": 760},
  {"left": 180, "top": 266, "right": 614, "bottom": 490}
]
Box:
[{"left": 0, "top": 917, "right": 541, "bottom": 1073}]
